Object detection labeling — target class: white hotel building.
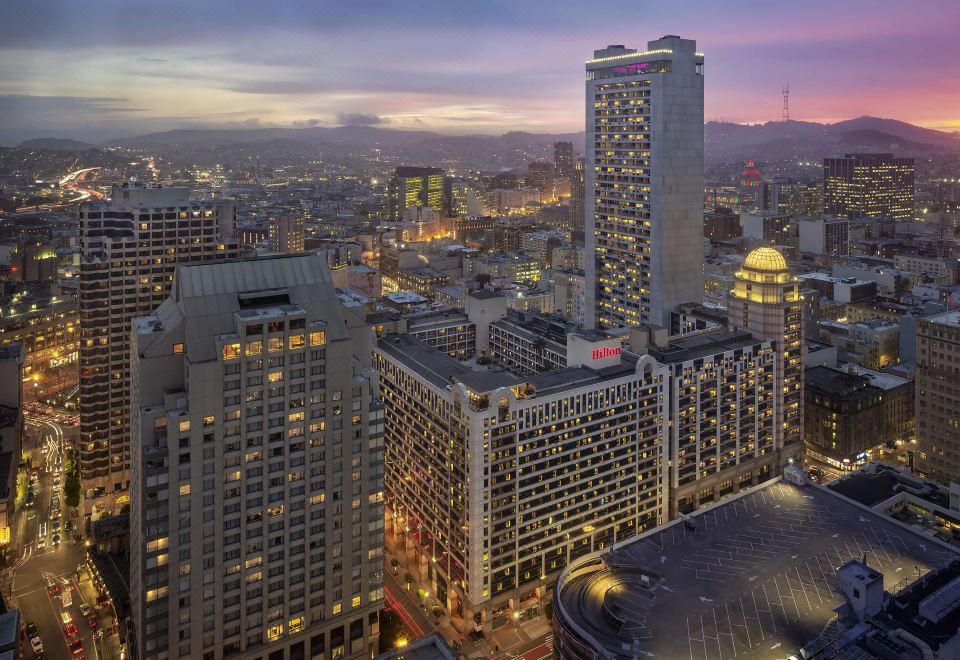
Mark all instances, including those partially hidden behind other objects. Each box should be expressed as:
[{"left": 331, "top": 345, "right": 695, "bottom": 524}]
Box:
[
  {"left": 585, "top": 35, "right": 704, "bottom": 329},
  {"left": 376, "top": 334, "right": 667, "bottom": 631}
]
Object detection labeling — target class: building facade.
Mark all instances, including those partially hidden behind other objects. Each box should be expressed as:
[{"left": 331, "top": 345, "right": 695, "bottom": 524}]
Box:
[
  {"left": 915, "top": 310, "right": 960, "bottom": 484},
  {"left": 389, "top": 167, "right": 444, "bottom": 221},
  {"left": 268, "top": 214, "right": 305, "bottom": 254},
  {"left": 377, "top": 335, "right": 667, "bottom": 632},
  {"left": 79, "top": 184, "right": 240, "bottom": 524},
  {"left": 727, "top": 247, "right": 804, "bottom": 465},
  {"left": 130, "top": 255, "right": 383, "bottom": 659},
  {"left": 585, "top": 36, "right": 705, "bottom": 329},
  {"left": 823, "top": 153, "right": 915, "bottom": 221}
]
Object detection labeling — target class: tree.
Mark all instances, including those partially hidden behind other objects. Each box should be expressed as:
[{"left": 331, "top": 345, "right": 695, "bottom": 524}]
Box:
[
  {"left": 391, "top": 558, "right": 400, "bottom": 574},
  {"left": 432, "top": 605, "right": 443, "bottom": 622},
  {"left": 544, "top": 602, "right": 553, "bottom": 621},
  {"left": 404, "top": 573, "right": 414, "bottom": 590},
  {"left": 64, "top": 448, "right": 81, "bottom": 508}
]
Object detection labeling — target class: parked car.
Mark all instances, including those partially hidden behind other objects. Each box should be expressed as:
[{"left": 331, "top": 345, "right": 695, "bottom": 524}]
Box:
[{"left": 30, "top": 636, "right": 43, "bottom": 655}]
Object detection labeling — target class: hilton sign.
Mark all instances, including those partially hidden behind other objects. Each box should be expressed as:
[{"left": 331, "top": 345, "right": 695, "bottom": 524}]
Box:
[{"left": 591, "top": 346, "right": 621, "bottom": 360}]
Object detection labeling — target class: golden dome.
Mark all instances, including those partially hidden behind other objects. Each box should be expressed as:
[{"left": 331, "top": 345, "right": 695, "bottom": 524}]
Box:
[{"left": 743, "top": 246, "right": 788, "bottom": 272}]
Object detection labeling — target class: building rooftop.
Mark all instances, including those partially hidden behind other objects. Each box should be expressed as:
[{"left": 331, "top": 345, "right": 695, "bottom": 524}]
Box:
[
  {"left": 554, "top": 479, "right": 959, "bottom": 660},
  {"left": 374, "top": 632, "right": 457, "bottom": 660},
  {"left": 648, "top": 328, "right": 766, "bottom": 365},
  {"left": 924, "top": 310, "right": 960, "bottom": 327},
  {"left": 743, "top": 246, "right": 788, "bottom": 272}
]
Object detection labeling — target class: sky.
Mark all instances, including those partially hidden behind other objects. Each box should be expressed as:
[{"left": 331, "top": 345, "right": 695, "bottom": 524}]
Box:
[{"left": 1, "top": 0, "right": 959, "bottom": 144}]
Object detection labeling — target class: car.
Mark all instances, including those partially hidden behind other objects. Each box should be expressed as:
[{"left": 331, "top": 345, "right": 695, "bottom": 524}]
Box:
[
  {"left": 64, "top": 623, "right": 78, "bottom": 638},
  {"left": 36, "top": 536, "right": 45, "bottom": 550},
  {"left": 26, "top": 621, "right": 38, "bottom": 637},
  {"left": 65, "top": 520, "right": 74, "bottom": 532},
  {"left": 41, "top": 445, "right": 48, "bottom": 454},
  {"left": 51, "top": 496, "right": 60, "bottom": 508},
  {"left": 47, "top": 580, "right": 61, "bottom": 597},
  {"left": 53, "top": 475, "right": 60, "bottom": 486},
  {"left": 30, "top": 636, "right": 43, "bottom": 654},
  {"left": 70, "top": 638, "right": 83, "bottom": 655},
  {"left": 61, "top": 610, "right": 72, "bottom": 625},
  {"left": 85, "top": 615, "right": 97, "bottom": 630},
  {"left": 78, "top": 604, "right": 92, "bottom": 617},
  {"left": 52, "top": 533, "right": 60, "bottom": 546}
]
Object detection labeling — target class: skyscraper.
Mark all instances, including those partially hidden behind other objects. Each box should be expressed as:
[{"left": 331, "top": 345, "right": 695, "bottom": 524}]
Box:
[
  {"left": 823, "top": 153, "right": 915, "bottom": 221},
  {"left": 526, "top": 161, "right": 554, "bottom": 201},
  {"left": 130, "top": 254, "right": 383, "bottom": 659},
  {"left": 585, "top": 36, "right": 705, "bottom": 329},
  {"left": 388, "top": 167, "right": 444, "bottom": 221},
  {"left": 727, "top": 247, "right": 804, "bottom": 465},
  {"left": 553, "top": 141, "right": 575, "bottom": 179},
  {"left": 78, "top": 183, "right": 240, "bottom": 524},
  {"left": 915, "top": 310, "right": 960, "bottom": 484}
]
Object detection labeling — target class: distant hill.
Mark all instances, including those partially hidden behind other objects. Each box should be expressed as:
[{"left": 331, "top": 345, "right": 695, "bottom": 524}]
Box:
[
  {"left": 705, "top": 116, "right": 958, "bottom": 162},
  {"left": 18, "top": 138, "right": 98, "bottom": 151}
]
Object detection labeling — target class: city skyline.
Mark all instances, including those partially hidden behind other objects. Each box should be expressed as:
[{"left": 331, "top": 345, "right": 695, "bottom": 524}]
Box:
[{"left": 2, "top": 0, "right": 960, "bottom": 144}]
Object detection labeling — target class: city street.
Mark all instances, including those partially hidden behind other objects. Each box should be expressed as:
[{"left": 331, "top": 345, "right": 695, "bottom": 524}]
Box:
[{"left": 8, "top": 416, "right": 116, "bottom": 659}]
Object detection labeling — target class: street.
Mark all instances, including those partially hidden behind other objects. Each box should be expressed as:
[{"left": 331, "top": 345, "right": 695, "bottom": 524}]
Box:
[{"left": 8, "top": 416, "right": 114, "bottom": 660}]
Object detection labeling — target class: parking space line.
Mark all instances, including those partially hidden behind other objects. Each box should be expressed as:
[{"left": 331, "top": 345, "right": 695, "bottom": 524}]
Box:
[
  {"left": 751, "top": 588, "right": 767, "bottom": 640},
  {"left": 737, "top": 597, "right": 753, "bottom": 651}
]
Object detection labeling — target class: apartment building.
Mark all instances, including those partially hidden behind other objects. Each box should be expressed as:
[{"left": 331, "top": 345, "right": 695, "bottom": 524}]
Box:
[{"left": 915, "top": 310, "right": 960, "bottom": 484}]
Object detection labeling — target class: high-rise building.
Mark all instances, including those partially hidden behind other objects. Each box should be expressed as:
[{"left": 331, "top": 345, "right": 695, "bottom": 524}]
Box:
[
  {"left": 130, "top": 254, "right": 383, "bottom": 659},
  {"left": 727, "top": 246, "right": 804, "bottom": 465},
  {"left": 526, "top": 161, "right": 554, "bottom": 201},
  {"left": 586, "top": 36, "right": 705, "bottom": 329},
  {"left": 797, "top": 216, "right": 850, "bottom": 255},
  {"left": 915, "top": 310, "right": 960, "bottom": 484},
  {"left": 570, "top": 158, "right": 585, "bottom": 233},
  {"left": 760, "top": 177, "right": 822, "bottom": 218},
  {"left": 388, "top": 167, "right": 444, "bottom": 221},
  {"left": 553, "top": 141, "right": 575, "bottom": 179},
  {"left": 823, "top": 153, "right": 915, "bottom": 221},
  {"left": 377, "top": 334, "right": 666, "bottom": 632},
  {"left": 79, "top": 183, "right": 240, "bottom": 524},
  {"left": 268, "top": 214, "right": 305, "bottom": 254}
]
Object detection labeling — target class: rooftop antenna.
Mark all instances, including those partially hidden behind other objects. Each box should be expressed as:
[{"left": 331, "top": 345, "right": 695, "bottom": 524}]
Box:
[{"left": 782, "top": 83, "right": 791, "bottom": 122}]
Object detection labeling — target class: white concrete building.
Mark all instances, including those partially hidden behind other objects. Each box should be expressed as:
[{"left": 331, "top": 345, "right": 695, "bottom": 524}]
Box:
[{"left": 585, "top": 35, "right": 705, "bottom": 329}]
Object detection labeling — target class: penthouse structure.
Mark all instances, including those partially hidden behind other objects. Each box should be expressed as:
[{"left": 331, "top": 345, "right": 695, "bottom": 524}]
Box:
[
  {"left": 376, "top": 335, "right": 667, "bottom": 631},
  {"left": 79, "top": 183, "right": 240, "bottom": 524},
  {"left": 130, "top": 255, "right": 383, "bottom": 659}
]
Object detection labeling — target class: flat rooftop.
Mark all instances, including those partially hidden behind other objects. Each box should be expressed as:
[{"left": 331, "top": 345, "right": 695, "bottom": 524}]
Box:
[
  {"left": 555, "top": 480, "right": 958, "bottom": 660},
  {"left": 649, "top": 328, "right": 765, "bottom": 365}
]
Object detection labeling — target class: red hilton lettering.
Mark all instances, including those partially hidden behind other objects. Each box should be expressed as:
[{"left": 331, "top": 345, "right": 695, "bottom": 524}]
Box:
[{"left": 592, "top": 347, "right": 621, "bottom": 360}]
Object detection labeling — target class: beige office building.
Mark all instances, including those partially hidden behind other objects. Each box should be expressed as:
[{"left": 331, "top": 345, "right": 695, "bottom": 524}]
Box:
[
  {"left": 130, "top": 255, "right": 383, "bottom": 659},
  {"left": 79, "top": 183, "right": 240, "bottom": 524}
]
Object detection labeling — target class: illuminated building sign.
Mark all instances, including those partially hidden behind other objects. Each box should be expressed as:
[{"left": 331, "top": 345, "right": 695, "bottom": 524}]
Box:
[
  {"left": 612, "top": 62, "right": 649, "bottom": 75},
  {"left": 50, "top": 351, "right": 79, "bottom": 368},
  {"left": 592, "top": 346, "right": 621, "bottom": 360}
]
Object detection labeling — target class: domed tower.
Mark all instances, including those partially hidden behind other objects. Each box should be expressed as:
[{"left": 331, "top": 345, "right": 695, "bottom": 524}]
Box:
[{"left": 728, "top": 246, "right": 803, "bottom": 466}]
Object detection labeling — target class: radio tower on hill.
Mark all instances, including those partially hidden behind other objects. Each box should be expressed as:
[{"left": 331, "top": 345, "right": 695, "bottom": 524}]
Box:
[{"left": 782, "top": 83, "right": 790, "bottom": 122}]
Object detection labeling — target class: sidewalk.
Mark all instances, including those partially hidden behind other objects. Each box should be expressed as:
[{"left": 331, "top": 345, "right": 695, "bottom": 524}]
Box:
[{"left": 75, "top": 563, "right": 124, "bottom": 659}]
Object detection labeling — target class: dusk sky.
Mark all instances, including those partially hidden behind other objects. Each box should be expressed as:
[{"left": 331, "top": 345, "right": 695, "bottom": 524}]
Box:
[{"left": 1, "top": 0, "right": 959, "bottom": 144}]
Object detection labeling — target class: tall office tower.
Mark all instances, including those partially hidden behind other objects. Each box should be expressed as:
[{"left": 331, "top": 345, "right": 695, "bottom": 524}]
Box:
[
  {"left": 388, "top": 167, "right": 444, "bottom": 221},
  {"left": 526, "top": 161, "right": 554, "bottom": 201},
  {"left": 915, "top": 311, "right": 960, "bottom": 484},
  {"left": 585, "top": 36, "right": 705, "bottom": 329},
  {"left": 553, "top": 141, "right": 575, "bottom": 179},
  {"left": 130, "top": 254, "right": 383, "bottom": 659},
  {"left": 79, "top": 183, "right": 240, "bottom": 524},
  {"left": 451, "top": 182, "right": 487, "bottom": 218},
  {"left": 570, "top": 158, "right": 585, "bottom": 233},
  {"left": 377, "top": 334, "right": 666, "bottom": 632},
  {"left": 823, "top": 153, "right": 915, "bottom": 221},
  {"left": 727, "top": 247, "right": 804, "bottom": 466},
  {"left": 760, "top": 177, "right": 822, "bottom": 218},
  {"left": 268, "top": 214, "right": 305, "bottom": 254}
]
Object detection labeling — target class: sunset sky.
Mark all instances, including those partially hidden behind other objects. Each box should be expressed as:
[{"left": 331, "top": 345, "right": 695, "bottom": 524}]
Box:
[{"left": 1, "top": 0, "right": 958, "bottom": 144}]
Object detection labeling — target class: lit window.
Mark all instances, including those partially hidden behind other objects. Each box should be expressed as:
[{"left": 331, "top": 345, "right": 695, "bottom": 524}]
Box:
[
  {"left": 203, "top": 416, "right": 214, "bottom": 427},
  {"left": 351, "top": 595, "right": 361, "bottom": 608},
  {"left": 172, "top": 343, "right": 184, "bottom": 354},
  {"left": 266, "top": 624, "right": 283, "bottom": 641},
  {"left": 288, "top": 617, "right": 304, "bottom": 633},
  {"left": 178, "top": 420, "right": 191, "bottom": 433},
  {"left": 289, "top": 334, "right": 305, "bottom": 349},
  {"left": 268, "top": 371, "right": 284, "bottom": 383},
  {"left": 332, "top": 603, "right": 342, "bottom": 615},
  {"left": 310, "top": 331, "right": 326, "bottom": 346},
  {"left": 223, "top": 343, "right": 241, "bottom": 360},
  {"left": 245, "top": 340, "right": 262, "bottom": 356},
  {"left": 268, "top": 337, "right": 284, "bottom": 353},
  {"left": 179, "top": 485, "right": 190, "bottom": 496}
]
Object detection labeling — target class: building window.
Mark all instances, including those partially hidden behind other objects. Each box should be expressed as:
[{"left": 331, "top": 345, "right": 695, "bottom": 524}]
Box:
[
  {"left": 246, "top": 340, "right": 263, "bottom": 357},
  {"left": 173, "top": 343, "right": 185, "bottom": 354},
  {"left": 266, "top": 624, "right": 283, "bottom": 641},
  {"left": 223, "top": 343, "right": 241, "bottom": 360},
  {"left": 310, "top": 331, "right": 326, "bottom": 347},
  {"left": 179, "top": 420, "right": 191, "bottom": 433}
]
